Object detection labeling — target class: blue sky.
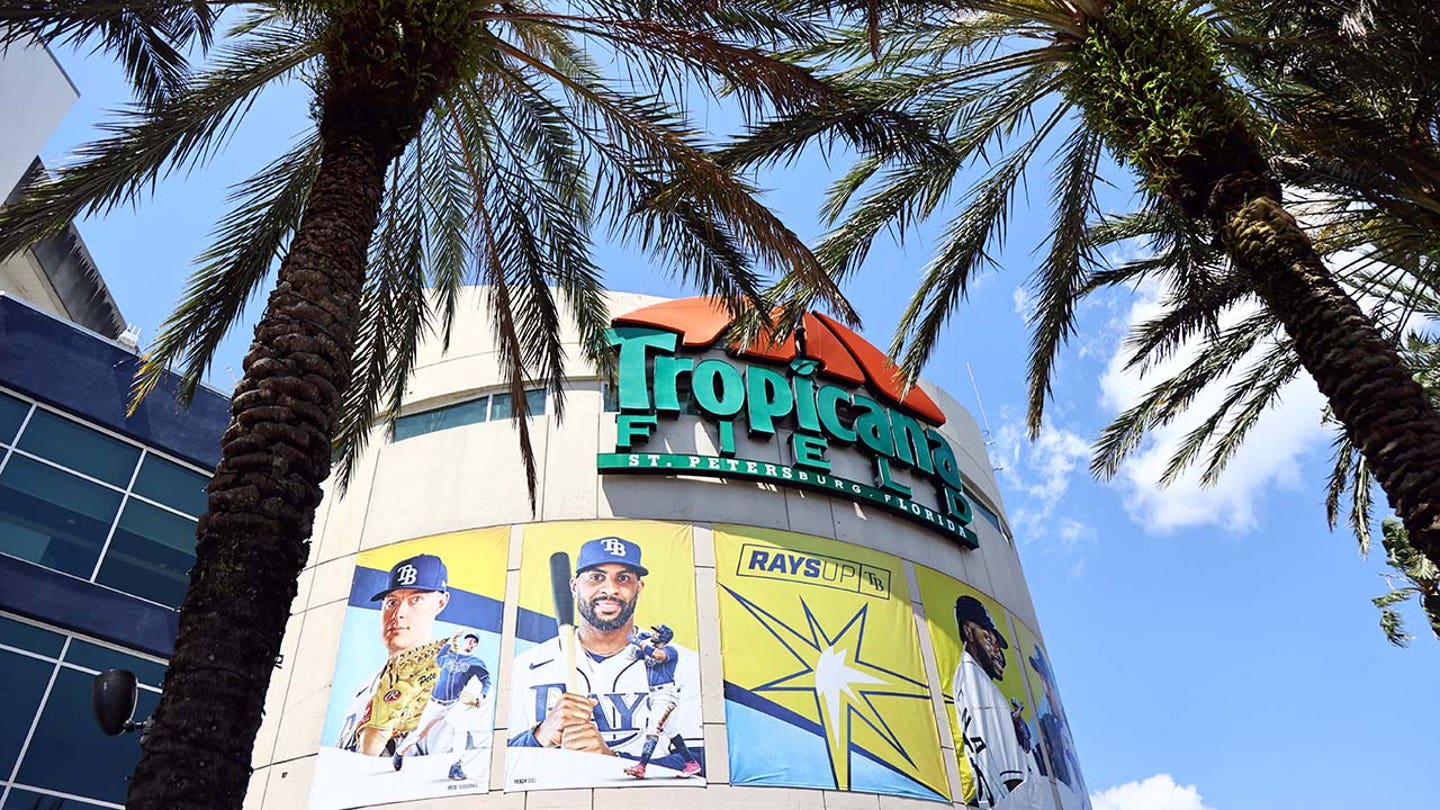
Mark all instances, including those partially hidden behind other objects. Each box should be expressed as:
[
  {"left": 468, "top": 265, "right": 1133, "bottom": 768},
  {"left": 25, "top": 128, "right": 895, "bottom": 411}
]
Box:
[{"left": 37, "top": 35, "right": 1440, "bottom": 810}]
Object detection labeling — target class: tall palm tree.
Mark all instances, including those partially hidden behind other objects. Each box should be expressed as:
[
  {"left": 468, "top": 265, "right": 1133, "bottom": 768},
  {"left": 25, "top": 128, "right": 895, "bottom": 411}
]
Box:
[
  {"left": 728, "top": 0, "right": 1440, "bottom": 577},
  {"left": 0, "top": 2, "right": 862, "bottom": 806},
  {"left": 1081, "top": 0, "right": 1440, "bottom": 642}
]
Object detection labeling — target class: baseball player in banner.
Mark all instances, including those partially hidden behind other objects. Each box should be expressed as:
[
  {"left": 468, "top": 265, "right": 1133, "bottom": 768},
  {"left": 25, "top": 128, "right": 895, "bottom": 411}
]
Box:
[
  {"left": 506, "top": 522, "right": 704, "bottom": 791},
  {"left": 916, "top": 566, "right": 1061, "bottom": 810},
  {"left": 312, "top": 530, "right": 506, "bottom": 810}
]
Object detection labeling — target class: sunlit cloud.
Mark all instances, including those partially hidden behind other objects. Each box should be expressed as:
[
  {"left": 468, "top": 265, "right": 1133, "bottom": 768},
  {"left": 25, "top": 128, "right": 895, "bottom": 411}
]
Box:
[{"left": 1091, "top": 773, "right": 1216, "bottom": 810}]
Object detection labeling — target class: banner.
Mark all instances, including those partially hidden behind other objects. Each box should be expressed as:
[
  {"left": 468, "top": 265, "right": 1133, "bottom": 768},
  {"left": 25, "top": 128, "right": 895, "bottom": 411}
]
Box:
[
  {"left": 915, "top": 566, "right": 1055, "bottom": 810},
  {"left": 1013, "top": 622, "right": 1090, "bottom": 810},
  {"left": 715, "top": 525, "right": 949, "bottom": 801},
  {"left": 312, "top": 528, "right": 507, "bottom": 810},
  {"left": 505, "top": 520, "right": 703, "bottom": 790}
]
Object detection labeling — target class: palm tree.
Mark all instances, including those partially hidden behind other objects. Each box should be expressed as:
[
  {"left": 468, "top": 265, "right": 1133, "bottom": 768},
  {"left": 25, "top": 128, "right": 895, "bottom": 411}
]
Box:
[
  {"left": 0, "top": 2, "right": 861, "bottom": 806},
  {"left": 1229, "top": 0, "right": 1440, "bottom": 278},
  {"left": 1079, "top": 0, "right": 1440, "bottom": 643},
  {"left": 727, "top": 0, "right": 1440, "bottom": 577}
]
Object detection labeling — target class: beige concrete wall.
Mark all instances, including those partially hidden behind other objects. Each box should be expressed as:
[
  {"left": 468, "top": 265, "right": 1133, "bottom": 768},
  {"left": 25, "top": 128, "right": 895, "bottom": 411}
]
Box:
[
  {"left": 0, "top": 251, "right": 68, "bottom": 318},
  {"left": 248, "top": 289, "right": 1062, "bottom": 810},
  {"left": 0, "top": 39, "right": 77, "bottom": 198}
]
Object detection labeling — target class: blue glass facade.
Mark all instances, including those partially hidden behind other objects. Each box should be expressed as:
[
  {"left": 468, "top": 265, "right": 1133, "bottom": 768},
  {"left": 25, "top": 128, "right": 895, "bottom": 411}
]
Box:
[{"left": 0, "top": 295, "right": 229, "bottom": 808}]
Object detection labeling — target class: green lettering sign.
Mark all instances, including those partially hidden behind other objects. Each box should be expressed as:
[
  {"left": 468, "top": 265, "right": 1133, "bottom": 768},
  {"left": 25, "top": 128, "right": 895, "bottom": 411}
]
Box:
[{"left": 598, "top": 325, "right": 980, "bottom": 548}]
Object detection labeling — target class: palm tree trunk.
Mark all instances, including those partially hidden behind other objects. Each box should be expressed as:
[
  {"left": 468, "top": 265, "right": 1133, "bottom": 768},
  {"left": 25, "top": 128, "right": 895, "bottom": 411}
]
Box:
[
  {"left": 1219, "top": 186, "right": 1440, "bottom": 567},
  {"left": 125, "top": 124, "right": 393, "bottom": 809}
]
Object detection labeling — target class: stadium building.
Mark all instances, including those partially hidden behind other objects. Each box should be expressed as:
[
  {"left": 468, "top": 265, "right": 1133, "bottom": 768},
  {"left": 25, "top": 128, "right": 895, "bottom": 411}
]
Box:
[
  {"left": 0, "top": 41, "right": 230, "bottom": 808},
  {"left": 0, "top": 294, "right": 229, "bottom": 809},
  {"left": 250, "top": 289, "right": 1092, "bottom": 810}
]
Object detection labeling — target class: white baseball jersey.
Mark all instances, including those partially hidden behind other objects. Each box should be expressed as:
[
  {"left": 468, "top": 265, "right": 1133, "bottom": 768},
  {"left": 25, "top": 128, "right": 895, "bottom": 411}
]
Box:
[
  {"left": 508, "top": 636, "right": 702, "bottom": 757},
  {"left": 954, "top": 650, "right": 1027, "bottom": 808}
]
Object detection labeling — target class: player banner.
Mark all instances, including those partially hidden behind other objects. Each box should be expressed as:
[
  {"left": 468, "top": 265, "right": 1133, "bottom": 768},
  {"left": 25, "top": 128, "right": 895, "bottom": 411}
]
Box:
[
  {"left": 715, "top": 525, "right": 950, "bottom": 801},
  {"left": 1012, "top": 621, "right": 1090, "bottom": 810},
  {"left": 914, "top": 566, "right": 1057, "bottom": 810},
  {"left": 505, "top": 520, "right": 704, "bottom": 791},
  {"left": 312, "top": 528, "right": 507, "bottom": 810}
]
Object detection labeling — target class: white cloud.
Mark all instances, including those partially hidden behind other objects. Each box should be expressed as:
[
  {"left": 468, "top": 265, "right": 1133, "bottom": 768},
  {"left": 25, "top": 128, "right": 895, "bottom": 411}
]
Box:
[
  {"left": 1098, "top": 282, "right": 1329, "bottom": 533},
  {"left": 1091, "top": 774, "right": 1215, "bottom": 810},
  {"left": 993, "top": 416, "right": 1094, "bottom": 545},
  {"left": 1056, "top": 518, "right": 1096, "bottom": 547},
  {"left": 1013, "top": 285, "right": 1035, "bottom": 323}
]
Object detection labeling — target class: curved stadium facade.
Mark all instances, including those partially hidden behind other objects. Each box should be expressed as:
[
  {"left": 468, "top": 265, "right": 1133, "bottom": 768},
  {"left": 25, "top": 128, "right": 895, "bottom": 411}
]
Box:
[{"left": 242, "top": 289, "right": 1091, "bottom": 810}]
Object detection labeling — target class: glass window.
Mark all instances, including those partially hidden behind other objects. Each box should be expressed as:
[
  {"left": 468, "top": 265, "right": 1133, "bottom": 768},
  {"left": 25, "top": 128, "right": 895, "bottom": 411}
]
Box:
[
  {"left": 94, "top": 501, "right": 196, "bottom": 608},
  {"left": 64, "top": 641, "right": 166, "bottom": 690},
  {"left": 492, "top": 390, "right": 547, "bottom": 420},
  {"left": 16, "top": 410, "right": 141, "bottom": 487},
  {"left": 393, "top": 397, "right": 488, "bottom": 441},
  {"left": 16, "top": 667, "right": 158, "bottom": 805},
  {"left": 974, "top": 499, "right": 1003, "bottom": 534},
  {"left": 0, "top": 649, "right": 54, "bottom": 778},
  {"left": 602, "top": 384, "right": 619, "bottom": 413},
  {"left": 131, "top": 455, "right": 209, "bottom": 516},
  {"left": 3, "top": 787, "right": 105, "bottom": 808},
  {"left": 0, "top": 456, "right": 123, "bottom": 578},
  {"left": 0, "top": 391, "right": 30, "bottom": 445},
  {"left": 490, "top": 393, "right": 513, "bottom": 420},
  {"left": 0, "top": 615, "right": 65, "bottom": 658}
]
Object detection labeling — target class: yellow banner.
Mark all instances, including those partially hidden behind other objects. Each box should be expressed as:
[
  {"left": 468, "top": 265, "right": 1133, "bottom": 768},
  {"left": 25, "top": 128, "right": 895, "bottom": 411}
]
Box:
[
  {"left": 314, "top": 528, "right": 508, "bottom": 810},
  {"left": 506, "top": 520, "right": 703, "bottom": 791},
  {"left": 915, "top": 565, "right": 1053, "bottom": 809},
  {"left": 716, "top": 524, "right": 948, "bottom": 801},
  {"left": 1012, "top": 620, "right": 1089, "bottom": 806}
]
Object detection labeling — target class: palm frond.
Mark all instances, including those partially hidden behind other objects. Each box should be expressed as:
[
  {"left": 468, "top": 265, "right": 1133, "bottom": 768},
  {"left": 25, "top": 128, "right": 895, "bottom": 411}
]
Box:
[
  {"left": 1091, "top": 309, "right": 1278, "bottom": 479},
  {"left": 1024, "top": 122, "right": 1102, "bottom": 436},
  {"left": 132, "top": 130, "right": 322, "bottom": 408},
  {"left": 1, "top": 0, "right": 218, "bottom": 106},
  {"left": 1194, "top": 339, "right": 1300, "bottom": 487},
  {"left": 331, "top": 134, "right": 431, "bottom": 491},
  {"left": 492, "top": 12, "right": 833, "bottom": 116},
  {"left": 490, "top": 34, "right": 856, "bottom": 322},
  {"left": 894, "top": 102, "right": 1070, "bottom": 384},
  {"left": 0, "top": 22, "right": 316, "bottom": 261}
]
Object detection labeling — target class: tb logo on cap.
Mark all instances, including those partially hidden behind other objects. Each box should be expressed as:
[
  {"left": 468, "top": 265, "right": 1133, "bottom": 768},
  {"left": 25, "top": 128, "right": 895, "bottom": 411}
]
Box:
[
  {"left": 395, "top": 564, "right": 419, "bottom": 586},
  {"left": 602, "top": 538, "right": 628, "bottom": 557}
]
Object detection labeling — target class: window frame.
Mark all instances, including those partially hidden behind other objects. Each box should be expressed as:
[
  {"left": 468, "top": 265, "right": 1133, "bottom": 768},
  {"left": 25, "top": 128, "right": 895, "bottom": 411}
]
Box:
[
  {"left": 0, "top": 386, "right": 210, "bottom": 609},
  {"left": 0, "top": 612, "right": 164, "bottom": 810},
  {"left": 391, "top": 386, "right": 548, "bottom": 442}
]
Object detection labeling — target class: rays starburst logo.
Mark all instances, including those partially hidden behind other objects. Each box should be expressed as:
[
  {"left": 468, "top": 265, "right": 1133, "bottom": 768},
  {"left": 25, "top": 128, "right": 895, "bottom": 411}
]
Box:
[{"left": 723, "top": 586, "right": 936, "bottom": 791}]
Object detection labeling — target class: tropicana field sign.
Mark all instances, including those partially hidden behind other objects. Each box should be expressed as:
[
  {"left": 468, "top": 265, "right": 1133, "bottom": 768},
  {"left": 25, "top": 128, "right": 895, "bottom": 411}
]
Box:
[{"left": 596, "top": 297, "right": 979, "bottom": 548}]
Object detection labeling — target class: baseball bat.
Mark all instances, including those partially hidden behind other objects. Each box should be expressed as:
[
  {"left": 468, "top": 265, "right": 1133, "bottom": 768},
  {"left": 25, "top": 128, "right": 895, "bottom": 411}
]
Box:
[{"left": 549, "top": 551, "right": 580, "bottom": 694}]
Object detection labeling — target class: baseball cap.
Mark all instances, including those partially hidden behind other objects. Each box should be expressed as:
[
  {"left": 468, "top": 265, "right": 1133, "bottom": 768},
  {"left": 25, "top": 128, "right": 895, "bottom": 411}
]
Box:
[
  {"left": 371, "top": 554, "right": 449, "bottom": 601},
  {"left": 575, "top": 536, "right": 648, "bottom": 577},
  {"left": 954, "top": 595, "right": 1009, "bottom": 649}
]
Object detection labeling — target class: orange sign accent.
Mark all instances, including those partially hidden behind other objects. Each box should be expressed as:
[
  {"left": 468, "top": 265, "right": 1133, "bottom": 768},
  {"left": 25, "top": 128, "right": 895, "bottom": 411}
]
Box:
[{"left": 612, "top": 297, "right": 946, "bottom": 426}]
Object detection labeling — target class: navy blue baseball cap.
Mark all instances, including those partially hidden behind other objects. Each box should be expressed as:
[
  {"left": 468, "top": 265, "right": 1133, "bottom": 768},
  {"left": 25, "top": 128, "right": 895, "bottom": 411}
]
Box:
[
  {"left": 371, "top": 554, "right": 449, "bottom": 600},
  {"left": 575, "top": 536, "right": 648, "bottom": 577},
  {"left": 954, "top": 595, "right": 1008, "bottom": 649}
]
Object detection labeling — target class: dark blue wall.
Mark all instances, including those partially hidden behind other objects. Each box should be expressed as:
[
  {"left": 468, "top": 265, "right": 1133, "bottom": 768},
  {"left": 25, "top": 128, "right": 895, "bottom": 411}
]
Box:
[
  {"left": 0, "top": 295, "right": 229, "bottom": 468},
  {"left": 0, "top": 555, "right": 177, "bottom": 657},
  {"left": 0, "top": 295, "right": 231, "bottom": 657}
]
